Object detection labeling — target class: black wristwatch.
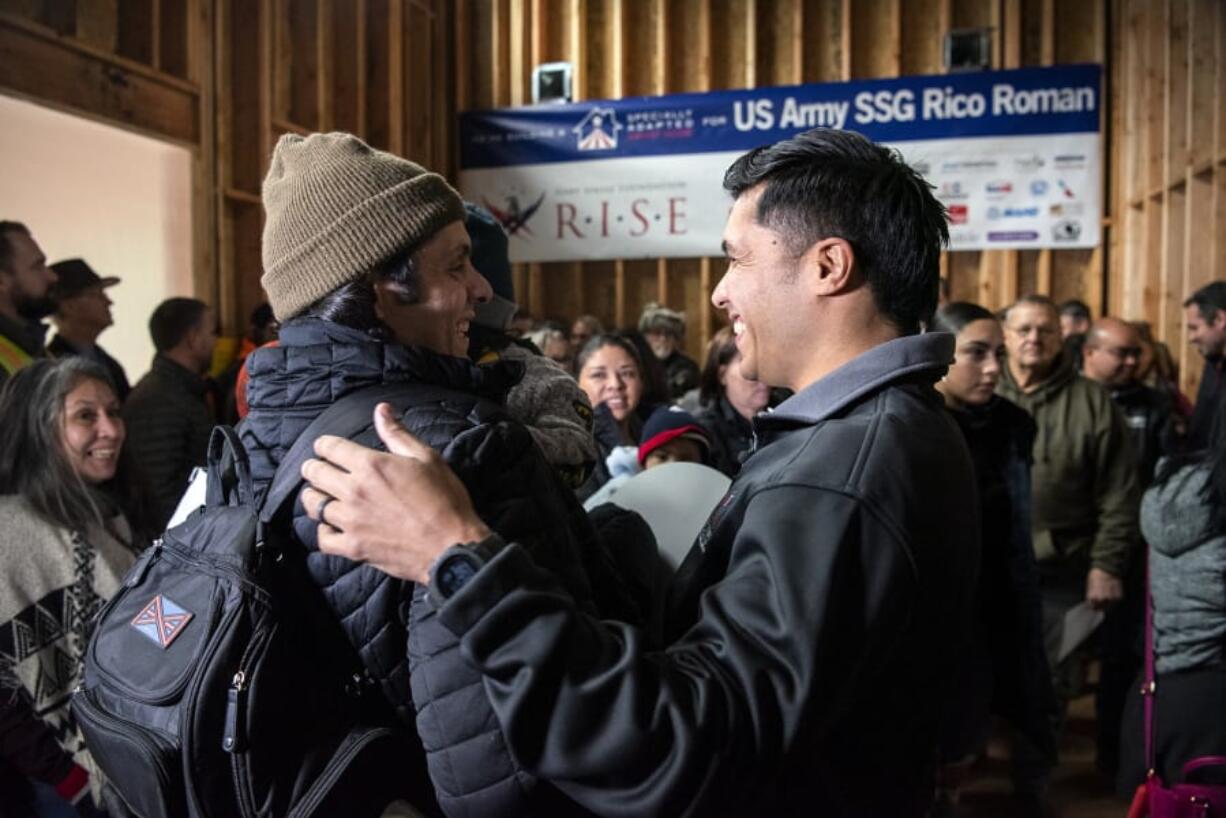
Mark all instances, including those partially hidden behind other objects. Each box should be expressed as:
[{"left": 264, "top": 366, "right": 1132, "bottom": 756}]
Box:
[{"left": 427, "top": 533, "right": 505, "bottom": 607}]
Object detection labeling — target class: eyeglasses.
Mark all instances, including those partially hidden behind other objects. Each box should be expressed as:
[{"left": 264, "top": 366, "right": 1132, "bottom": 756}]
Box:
[
  {"left": 1096, "top": 346, "right": 1142, "bottom": 361},
  {"left": 1006, "top": 324, "right": 1058, "bottom": 338}
]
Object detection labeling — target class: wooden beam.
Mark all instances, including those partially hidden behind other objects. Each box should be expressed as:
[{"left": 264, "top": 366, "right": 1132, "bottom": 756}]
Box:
[
  {"left": 317, "top": 0, "right": 333, "bottom": 131},
  {"left": 614, "top": 259, "right": 626, "bottom": 327},
  {"left": 0, "top": 12, "right": 198, "bottom": 144},
  {"left": 76, "top": 0, "right": 119, "bottom": 53},
  {"left": 191, "top": 0, "right": 218, "bottom": 317},
  {"left": 454, "top": 0, "right": 469, "bottom": 111},
  {"left": 529, "top": 261, "right": 544, "bottom": 318},
  {"left": 840, "top": 0, "right": 851, "bottom": 80},
  {"left": 509, "top": 0, "right": 527, "bottom": 105}
]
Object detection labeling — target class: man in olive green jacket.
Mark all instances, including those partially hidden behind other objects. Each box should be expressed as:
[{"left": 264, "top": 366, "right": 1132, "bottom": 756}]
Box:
[{"left": 997, "top": 294, "right": 1140, "bottom": 803}]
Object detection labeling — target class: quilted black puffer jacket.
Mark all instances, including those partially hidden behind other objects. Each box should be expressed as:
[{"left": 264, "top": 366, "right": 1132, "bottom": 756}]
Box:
[{"left": 240, "top": 317, "right": 599, "bottom": 817}]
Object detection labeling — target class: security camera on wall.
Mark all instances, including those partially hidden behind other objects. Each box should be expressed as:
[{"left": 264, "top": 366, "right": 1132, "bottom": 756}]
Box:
[
  {"left": 532, "top": 62, "right": 574, "bottom": 104},
  {"left": 944, "top": 28, "right": 993, "bottom": 72}
]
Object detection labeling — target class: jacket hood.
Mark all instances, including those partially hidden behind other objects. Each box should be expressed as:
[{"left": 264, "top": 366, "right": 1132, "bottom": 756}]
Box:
[
  {"left": 764, "top": 333, "right": 954, "bottom": 426},
  {"left": 1144, "top": 461, "right": 1217, "bottom": 558}
]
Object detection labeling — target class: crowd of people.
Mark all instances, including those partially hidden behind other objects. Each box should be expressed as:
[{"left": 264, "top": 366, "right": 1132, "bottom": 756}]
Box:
[{"left": 0, "top": 124, "right": 1223, "bottom": 818}]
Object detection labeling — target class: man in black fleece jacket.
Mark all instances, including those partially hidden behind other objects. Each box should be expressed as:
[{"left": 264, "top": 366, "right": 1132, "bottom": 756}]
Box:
[{"left": 301, "top": 128, "right": 979, "bottom": 817}]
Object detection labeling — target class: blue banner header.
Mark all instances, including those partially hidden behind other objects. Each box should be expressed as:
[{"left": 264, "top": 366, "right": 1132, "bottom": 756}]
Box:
[{"left": 459, "top": 64, "right": 1101, "bottom": 169}]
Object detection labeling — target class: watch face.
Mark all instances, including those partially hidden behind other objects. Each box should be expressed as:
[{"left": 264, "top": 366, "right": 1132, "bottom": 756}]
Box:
[{"left": 438, "top": 553, "right": 479, "bottom": 597}]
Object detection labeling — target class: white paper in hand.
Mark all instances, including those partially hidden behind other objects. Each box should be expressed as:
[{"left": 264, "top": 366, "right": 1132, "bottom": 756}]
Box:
[
  {"left": 599, "top": 461, "right": 731, "bottom": 571},
  {"left": 1057, "top": 600, "right": 1105, "bottom": 663},
  {"left": 166, "top": 467, "right": 208, "bottom": 529}
]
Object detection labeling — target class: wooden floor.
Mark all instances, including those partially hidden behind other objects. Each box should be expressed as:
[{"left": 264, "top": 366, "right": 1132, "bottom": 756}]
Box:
[{"left": 959, "top": 693, "right": 1133, "bottom": 818}]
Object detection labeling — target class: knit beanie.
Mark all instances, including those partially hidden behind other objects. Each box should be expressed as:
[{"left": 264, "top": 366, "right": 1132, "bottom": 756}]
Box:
[
  {"left": 638, "top": 405, "right": 711, "bottom": 466},
  {"left": 260, "top": 132, "right": 466, "bottom": 321}
]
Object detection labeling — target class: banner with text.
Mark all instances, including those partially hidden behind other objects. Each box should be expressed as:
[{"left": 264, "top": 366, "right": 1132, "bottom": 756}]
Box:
[{"left": 458, "top": 64, "right": 1101, "bottom": 261}]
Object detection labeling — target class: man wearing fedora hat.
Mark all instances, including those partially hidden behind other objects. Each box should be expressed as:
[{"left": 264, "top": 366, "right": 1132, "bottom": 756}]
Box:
[{"left": 47, "top": 259, "right": 130, "bottom": 401}]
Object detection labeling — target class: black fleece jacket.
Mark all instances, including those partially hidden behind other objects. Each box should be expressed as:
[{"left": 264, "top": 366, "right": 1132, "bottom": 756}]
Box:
[{"left": 432, "top": 333, "right": 980, "bottom": 818}]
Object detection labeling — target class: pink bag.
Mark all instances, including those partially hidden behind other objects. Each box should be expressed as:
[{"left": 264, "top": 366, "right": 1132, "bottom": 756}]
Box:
[{"left": 1127, "top": 555, "right": 1226, "bottom": 817}]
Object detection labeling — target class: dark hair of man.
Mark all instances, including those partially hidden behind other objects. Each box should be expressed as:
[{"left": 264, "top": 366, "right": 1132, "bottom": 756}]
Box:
[
  {"left": 250, "top": 302, "right": 275, "bottom": 330},
  {"left": 698, "top": 326, "right": 739, "bottom": 407},
  {"left": 1058, "top": 299, "right": 1091, "bottom": 321},
  {"left": 149, "top": 297, "right": 209, "bottom": 353},
  {"left": 0, "top": 220, "right": 30, "bottom": 274},
  {"left": 302, "top": 247, "right": 420, "bottom": 334},
  {"left": 0, "top": 357, "right": 148, "bottom": 543},
  {"left": 722, "top": 128, "right": 949, "bottom": 335},
  {"left": 1183, "top": 281, "right": 1226, "bottom": 323},
  {"left": 930, "top": 302, "right": 997, "bottom": 337},
  {"left": 575, "top": 333, "right": 643, "bottom": 378},
  {"left": 1001, "top": 293, "right": 1058, "bottom": 323}
]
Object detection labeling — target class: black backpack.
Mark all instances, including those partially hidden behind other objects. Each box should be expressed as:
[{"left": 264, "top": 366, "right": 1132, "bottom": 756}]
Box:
[{"left": 72, "top": 385, "right": 438, "bottom": 818}]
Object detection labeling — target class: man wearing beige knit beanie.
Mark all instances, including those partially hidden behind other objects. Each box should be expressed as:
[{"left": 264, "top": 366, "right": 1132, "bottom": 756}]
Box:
[{"left": 235, "top": 132, "right": 602, "bottom": 816}]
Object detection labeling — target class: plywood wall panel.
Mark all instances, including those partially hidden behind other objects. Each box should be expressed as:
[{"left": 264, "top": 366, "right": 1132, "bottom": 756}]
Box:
[{"left": 849, "top": 0, "right": 899, "bottom": 79}]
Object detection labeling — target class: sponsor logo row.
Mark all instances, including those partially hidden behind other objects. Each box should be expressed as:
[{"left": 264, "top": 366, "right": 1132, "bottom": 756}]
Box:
[
  {"left": 913, "top": 153, "right": 1088, "bottom": 176},
  {"left": 939, "top": 178, "right": 1078, "bottom": 200},
  {"left": 946, "top": 202, "right": 1084, "bottom": 224},
  {"left": 948, "top": 220, "right": 1083, "bottom": 243}
]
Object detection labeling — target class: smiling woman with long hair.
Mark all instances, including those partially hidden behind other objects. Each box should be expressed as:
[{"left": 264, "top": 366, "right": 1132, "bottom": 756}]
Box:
[{"left": 0, "top": 357, "right": 146, "bottom": 814}]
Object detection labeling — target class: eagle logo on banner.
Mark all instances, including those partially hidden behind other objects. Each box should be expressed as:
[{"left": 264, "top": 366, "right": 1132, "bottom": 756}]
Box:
[
  {"left": 130, "top": 595, "right": 194, "bottom": 649},
  {"left": 483, "top": 193, "right": 546, "bottom": 237}
]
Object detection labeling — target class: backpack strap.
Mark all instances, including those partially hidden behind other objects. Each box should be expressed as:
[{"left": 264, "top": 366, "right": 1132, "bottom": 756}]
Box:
[
  {"left": 258, "top": 382, "right": 457, "bottom": 524},
  {"left": 206, "top": 426, "right": 255, "bottom": 507}
]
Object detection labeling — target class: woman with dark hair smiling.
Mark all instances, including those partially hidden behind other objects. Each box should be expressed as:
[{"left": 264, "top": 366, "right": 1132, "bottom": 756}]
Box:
[
  {"left": 928, "top": 302, "right": 1057, "bottom": 817},
  {"left": 691, "top": 326, "right": 770, "bottom": 476},
  {"left": 575, "top": 333, "right": 648, "bottom": 499},
  {"left": 0, "top": 357, "right": 145, "bottom": 816}
]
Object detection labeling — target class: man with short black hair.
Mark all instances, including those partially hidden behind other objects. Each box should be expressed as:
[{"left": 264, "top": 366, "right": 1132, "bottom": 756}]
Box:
[
  {"left": 123, "top": 297, "right": 218, "bottom": 528},
  {"left": 47, "top": 258, "right": 130, "bottom": 402},
  {"left": 0, "top": 221, "right": 57, "bottom": 383},
  {"left": 1059, "top": 299, "right": 1091, "bottom": 339},
  {"left": 1184, "top": 281, "right": 1226, "bottom": 451},
  {"left": 1059, "top": 298, "right": 1092, "bottom": 372},
  {"left": 298, "top": 127, "right": 979, "bottom": 817}
]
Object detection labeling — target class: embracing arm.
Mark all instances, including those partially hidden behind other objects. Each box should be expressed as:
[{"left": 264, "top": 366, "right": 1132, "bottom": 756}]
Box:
[{"left": 300, "top": 415, "right": 915, "bottom": 817}]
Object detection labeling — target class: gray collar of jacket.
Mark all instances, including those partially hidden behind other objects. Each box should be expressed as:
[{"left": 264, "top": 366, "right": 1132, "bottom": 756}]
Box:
[{"left": 764, "top": 332, "right": 954, "bottom": 425}]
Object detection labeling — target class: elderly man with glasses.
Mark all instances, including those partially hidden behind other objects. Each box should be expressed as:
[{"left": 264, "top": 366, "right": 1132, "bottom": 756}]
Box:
[{"left": 997, "top": 294, "right": 1141, "bottom": 809}]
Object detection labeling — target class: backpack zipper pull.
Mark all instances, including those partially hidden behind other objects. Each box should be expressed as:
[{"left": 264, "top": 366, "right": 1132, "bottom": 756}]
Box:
[
  {"left": 125, "top": 539, "right": 162, "bottom": 588},
  {"left": 223, "top": 671, "right": 247, "bottom": 753}
]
